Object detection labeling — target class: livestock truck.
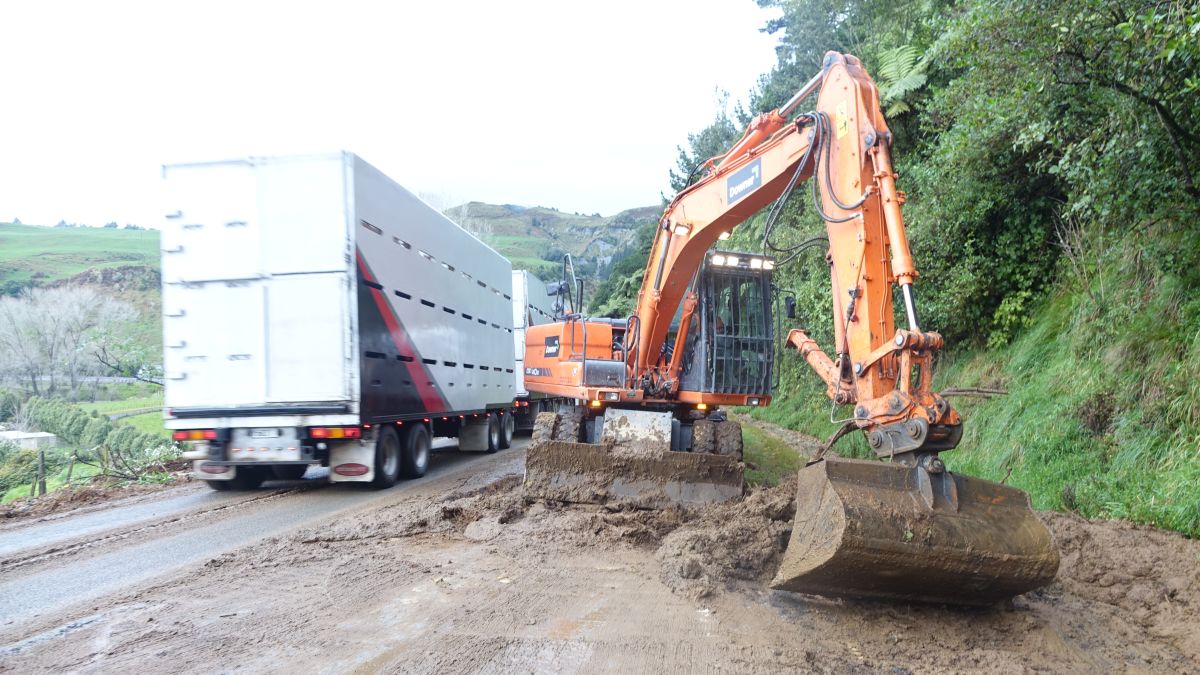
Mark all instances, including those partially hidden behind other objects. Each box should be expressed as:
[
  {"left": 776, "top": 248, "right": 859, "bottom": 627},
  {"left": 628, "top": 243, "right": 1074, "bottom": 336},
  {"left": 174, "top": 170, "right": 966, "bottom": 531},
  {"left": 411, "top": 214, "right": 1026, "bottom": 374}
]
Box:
[{"left": 162, "top": 152, "right": 519, "bottom": 490}]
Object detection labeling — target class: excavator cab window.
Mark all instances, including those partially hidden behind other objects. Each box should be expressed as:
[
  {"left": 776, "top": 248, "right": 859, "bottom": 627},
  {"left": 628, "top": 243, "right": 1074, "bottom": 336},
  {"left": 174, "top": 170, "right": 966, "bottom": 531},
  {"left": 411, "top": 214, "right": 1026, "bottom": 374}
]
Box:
[{"left": 679, "top": 253, "right": 774, "bottom": 395}]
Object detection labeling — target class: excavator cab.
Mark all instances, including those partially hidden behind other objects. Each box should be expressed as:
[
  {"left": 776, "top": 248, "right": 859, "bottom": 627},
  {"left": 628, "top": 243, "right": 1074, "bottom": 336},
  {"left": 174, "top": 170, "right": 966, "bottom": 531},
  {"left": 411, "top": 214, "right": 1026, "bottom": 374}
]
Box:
[{"left": 678, "top": 251, "right": 776, "bottom": 399}]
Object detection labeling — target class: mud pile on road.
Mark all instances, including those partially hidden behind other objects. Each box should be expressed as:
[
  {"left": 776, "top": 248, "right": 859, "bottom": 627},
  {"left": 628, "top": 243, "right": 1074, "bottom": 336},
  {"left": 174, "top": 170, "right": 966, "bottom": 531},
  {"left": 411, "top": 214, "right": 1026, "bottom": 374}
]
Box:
[
  {"left": 1041, "top": 510, "right": 1200, "bottom": 658},
  {"left": 0, "top": 481, "right": 186, "bottom": 522},
  {"left": 655, "top": 483, "right": 795, "bottom": 598}
]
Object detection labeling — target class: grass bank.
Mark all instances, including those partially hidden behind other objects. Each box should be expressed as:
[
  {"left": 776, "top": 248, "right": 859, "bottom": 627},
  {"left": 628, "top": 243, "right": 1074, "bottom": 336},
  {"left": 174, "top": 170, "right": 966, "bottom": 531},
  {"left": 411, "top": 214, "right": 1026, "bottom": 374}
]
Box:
[{"left": 748, "top": 236, "right": 1200, "bottom": 537}]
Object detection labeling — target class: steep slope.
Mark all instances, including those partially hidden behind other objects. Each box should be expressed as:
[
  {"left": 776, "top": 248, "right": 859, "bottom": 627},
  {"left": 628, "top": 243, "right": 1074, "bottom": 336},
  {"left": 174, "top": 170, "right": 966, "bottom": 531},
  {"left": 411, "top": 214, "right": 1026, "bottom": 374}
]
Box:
[
  {"left": 0, "top": 223, "right": 159, "bottom": 294},
  {"left": 445, "top": 202, "right": 659, "bottom": 282}
]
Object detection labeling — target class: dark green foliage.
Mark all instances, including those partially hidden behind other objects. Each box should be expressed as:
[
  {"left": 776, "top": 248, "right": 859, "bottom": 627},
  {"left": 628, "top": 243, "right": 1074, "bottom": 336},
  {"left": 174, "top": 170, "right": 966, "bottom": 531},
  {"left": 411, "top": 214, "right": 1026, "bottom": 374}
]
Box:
[{"left": 678, "top": 0, "right": 1200, "bottom": 533}]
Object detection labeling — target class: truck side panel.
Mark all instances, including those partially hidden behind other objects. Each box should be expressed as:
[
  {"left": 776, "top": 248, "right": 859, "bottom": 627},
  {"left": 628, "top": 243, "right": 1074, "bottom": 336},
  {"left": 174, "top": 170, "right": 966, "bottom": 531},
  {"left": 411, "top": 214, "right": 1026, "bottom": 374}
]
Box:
[{"left": 351, "top": 157, "right": 515, "bottom": 421}]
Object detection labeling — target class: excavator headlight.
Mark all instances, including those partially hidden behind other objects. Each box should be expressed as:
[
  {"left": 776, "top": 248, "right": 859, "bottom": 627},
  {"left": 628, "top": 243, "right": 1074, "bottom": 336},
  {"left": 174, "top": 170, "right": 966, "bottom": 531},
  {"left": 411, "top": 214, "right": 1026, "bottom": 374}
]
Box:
[
  {"left": 673, "top": 224, "right": 691, "bottom": 236},
  {"left": 750, "top": 258, "right": 764, "bottom": 270},
  {"left": 763, "top": 260, "right": 775, "bottom": 270},
  {"left": 718, "top": 231, "right": 731, "bottom": 241},
  {"left": 748, "top": 397, "right": 761, "bottom": 406},
  {"left": 724, "top": 256, "right": 741, "bottom": 267},
  {"left": 711, "top": 254, "right": 726, "bottom": 266}
]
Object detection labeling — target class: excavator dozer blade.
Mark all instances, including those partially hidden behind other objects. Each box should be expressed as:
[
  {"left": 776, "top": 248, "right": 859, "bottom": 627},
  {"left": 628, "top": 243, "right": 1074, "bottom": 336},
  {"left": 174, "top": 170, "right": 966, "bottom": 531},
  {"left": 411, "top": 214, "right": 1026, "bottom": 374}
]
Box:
[
  {"left": 772, "top": 458, "right": 1059, "bottom": 605},
  {"left": 524, "top": 440, "right": 744, "bottom": 510}
]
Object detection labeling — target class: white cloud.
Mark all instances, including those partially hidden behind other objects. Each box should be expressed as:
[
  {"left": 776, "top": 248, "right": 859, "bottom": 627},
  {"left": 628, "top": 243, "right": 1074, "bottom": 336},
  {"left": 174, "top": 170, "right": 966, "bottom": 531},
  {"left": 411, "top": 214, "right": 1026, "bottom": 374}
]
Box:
[{"left": 0, "top": 0, "right": 779, "bottom": 226}]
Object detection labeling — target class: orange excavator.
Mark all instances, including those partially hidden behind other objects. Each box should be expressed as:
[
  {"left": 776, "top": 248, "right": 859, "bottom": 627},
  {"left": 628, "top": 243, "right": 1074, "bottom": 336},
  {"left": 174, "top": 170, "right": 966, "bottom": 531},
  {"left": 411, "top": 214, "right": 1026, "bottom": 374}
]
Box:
[{"left": 522, "top": 52, "right": 1059, "bottom": 604}]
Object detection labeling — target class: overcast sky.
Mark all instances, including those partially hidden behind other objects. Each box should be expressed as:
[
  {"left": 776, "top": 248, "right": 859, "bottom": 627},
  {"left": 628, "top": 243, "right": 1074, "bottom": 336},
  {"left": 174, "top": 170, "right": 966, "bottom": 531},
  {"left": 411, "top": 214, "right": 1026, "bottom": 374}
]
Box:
[{"left": 0, "top": 1, "right": 780, "bottom": 227}]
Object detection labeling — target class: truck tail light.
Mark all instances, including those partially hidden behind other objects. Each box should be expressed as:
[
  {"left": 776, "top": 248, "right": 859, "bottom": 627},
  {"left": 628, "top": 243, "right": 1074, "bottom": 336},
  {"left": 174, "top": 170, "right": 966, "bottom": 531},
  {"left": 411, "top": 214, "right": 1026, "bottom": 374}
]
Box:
[
  {"left": 309, "top": 426, "right": 362, "bottom": 439},
  {"left": 173, "top": 429, "right": 218, "bottom": 441},
  {"left": 333, "top": 463, "right": 370, "bottom": 476}
]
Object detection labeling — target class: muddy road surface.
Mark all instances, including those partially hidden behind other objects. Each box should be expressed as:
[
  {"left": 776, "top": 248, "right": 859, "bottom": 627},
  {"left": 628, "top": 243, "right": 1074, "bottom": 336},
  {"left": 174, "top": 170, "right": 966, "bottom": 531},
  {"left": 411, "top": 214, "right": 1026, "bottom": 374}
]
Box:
[
  {"left": 1, "top": 429, "right": 1198, "bottom": 673},
  {"left": 0, "top": 438, "right": 506, "bottom": 628}
]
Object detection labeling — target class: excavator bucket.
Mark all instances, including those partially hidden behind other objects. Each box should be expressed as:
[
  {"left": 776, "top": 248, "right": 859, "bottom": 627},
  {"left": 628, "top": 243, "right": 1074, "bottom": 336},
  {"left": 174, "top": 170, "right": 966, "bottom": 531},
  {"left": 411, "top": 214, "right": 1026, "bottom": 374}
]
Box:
[
  {"left": 523, "top": 410, "right": 745, "bottom": 509},
  {"left": 772, "top": 458, "right": 1060, "bottom": 605}
]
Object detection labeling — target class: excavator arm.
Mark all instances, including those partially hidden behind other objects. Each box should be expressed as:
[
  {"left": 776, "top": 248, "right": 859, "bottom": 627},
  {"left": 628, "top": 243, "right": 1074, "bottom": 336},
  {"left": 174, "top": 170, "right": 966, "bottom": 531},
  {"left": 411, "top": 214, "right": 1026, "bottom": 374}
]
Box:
[{"left": 635, "top": 52, "right": 960, "bottom": 460}]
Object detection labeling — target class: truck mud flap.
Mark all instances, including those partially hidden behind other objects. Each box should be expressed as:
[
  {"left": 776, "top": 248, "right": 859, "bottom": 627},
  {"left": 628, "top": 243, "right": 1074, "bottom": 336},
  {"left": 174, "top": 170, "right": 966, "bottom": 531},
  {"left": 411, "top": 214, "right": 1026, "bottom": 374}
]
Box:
[{"left": 771, "top": 458, "right": 1060, "bottom": 605}]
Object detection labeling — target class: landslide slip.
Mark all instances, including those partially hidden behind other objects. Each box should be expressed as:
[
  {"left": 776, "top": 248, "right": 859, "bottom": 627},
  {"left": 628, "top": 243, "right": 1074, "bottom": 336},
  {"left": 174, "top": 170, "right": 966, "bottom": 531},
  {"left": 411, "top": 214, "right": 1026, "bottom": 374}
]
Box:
[{"left": 2, "top": 448, "right": 1197, "bottom": 673}]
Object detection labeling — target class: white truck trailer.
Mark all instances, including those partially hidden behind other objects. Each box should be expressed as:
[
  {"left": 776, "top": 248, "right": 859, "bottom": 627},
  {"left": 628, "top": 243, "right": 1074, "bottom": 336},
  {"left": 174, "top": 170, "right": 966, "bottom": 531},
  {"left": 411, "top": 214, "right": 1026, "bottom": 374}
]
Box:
[
  {"left": 161, "top": 152, "right": 518, "bottom": 489},
  {"left": 510, "top": 270, "right": 563, "bottom": 430}
]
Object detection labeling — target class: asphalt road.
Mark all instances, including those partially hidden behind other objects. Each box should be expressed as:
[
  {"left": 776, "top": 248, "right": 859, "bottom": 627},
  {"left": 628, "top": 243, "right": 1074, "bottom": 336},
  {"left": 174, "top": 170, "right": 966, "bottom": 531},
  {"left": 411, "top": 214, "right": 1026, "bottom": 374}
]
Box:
[{"left": 0, "top": 437, "right": 527, "bottom": 629}]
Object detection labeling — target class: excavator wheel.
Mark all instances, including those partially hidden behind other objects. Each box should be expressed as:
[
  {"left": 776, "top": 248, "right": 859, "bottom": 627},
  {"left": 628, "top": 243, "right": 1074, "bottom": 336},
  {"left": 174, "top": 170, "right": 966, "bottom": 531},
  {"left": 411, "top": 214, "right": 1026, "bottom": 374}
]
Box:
[
  {"left": 772, "top": 457, "right": 1060, "bottom": 605},
  {"left": 715, "top": 420, "right": 743, "bottom": 459},
  {"left": 691, "top": 419, "right": 715, "bottom": 453}
]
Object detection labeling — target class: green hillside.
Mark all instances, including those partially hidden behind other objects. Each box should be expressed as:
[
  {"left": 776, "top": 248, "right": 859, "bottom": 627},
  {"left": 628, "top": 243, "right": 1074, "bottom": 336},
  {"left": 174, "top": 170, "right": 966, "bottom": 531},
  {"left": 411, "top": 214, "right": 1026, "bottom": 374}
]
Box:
[
  {"left": 0, "top": 223, "right": 159, "bottom": 294},
  {"left": 445, "top": 203, "right": 659, "bottom": 282}
]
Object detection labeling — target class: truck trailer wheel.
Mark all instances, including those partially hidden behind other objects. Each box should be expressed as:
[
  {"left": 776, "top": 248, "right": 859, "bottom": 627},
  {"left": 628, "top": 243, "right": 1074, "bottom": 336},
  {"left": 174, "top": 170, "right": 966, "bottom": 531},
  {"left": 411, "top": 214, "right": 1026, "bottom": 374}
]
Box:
[
  {"left": 372, "top": 426, "right": 402, "bottom": 488},
  {"left": 499, "top": 413, "right": 514, "bottom": 449},
  {"left": 401, "top": 424, "right": 431, "bottom": 478},
  {"left": 205, "top": 479, "right": 232, "bottom": 491},
  {"left": 486, "top": 415, "right": 501, "bottom": 453}
]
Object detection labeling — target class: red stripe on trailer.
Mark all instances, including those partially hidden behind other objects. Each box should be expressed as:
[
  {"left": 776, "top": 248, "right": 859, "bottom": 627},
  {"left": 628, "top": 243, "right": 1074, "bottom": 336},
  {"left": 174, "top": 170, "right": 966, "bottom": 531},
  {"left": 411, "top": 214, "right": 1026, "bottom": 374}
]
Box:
[{"left": 356, "top": 250, "right": 448, "bottom": 413}]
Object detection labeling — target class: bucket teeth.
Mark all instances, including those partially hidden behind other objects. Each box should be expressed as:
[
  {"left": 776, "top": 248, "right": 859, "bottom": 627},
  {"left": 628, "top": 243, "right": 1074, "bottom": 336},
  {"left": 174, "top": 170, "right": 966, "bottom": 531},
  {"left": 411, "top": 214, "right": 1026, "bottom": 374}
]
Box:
[{"left": 771, "top": 458, "right": 1060, "bottom": 605}]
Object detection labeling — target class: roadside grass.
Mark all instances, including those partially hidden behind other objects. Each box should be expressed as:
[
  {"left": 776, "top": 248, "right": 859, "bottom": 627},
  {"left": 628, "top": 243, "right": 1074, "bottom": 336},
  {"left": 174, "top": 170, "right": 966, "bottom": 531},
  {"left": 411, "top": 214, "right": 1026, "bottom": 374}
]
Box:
[
  {"left": 120, "top": 411, "right": 168, "bottom": 436},
  {"left": 78, "top": 392, "right": 164, "bottom": 416},
  {"left": 1, "top": 460, "right": 102, "bottom": 502},
  {"left": 748, "top": 235, "right": 1200, "bottom": 537},
  {"left": 742, "top": 424, "right": 802, "bottom": 487}
]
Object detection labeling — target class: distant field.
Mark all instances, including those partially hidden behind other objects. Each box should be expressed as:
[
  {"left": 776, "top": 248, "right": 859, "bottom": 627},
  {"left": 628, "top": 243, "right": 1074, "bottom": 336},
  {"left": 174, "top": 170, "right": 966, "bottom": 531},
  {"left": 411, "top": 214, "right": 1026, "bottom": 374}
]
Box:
[{"left": 0, "top": 223, "right": 159, "bottom": 287}]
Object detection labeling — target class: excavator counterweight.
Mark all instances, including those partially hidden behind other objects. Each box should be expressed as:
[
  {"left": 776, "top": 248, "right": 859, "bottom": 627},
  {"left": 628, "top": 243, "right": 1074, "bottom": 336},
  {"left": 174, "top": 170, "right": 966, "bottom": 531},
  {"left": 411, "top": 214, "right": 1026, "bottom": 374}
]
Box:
[{"left": 521, "top": 51, "right": 1059, "bottom": 606}]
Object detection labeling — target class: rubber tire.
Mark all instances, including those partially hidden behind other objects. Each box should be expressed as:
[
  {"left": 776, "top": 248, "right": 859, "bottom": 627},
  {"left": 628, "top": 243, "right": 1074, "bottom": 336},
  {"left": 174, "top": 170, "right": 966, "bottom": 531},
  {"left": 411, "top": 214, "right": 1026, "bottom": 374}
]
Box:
[
  {"left": 692, "top": 420, "right": 717, "bottom": 454},
  {"left": 499, "top": 413, "right": 514, "bottom": 449},
  {"left": 401, "top": 424, "right": 431, "bottom": 478},
  {"left": 205, "top": 479, "right": 232, "bottom": 491},
  {"left": 531, "top": 412, "right": 558, "bottom": 442},
  {"left": 371, "top": 426, "right": 402, "bottom": 488},
  {"left": 228, "top": 466, "right": 266, "bottom": 490},
  {"left": 715, "top": 420, "right": 744, "bottom": 460},
  {"left": 555, "top": 407, "right": 584, "bottom": 442},
  {"left": 271, "top": 464, "right": 308, "bottom": 481},
  {"left": 486, "top": 415, "right": 501, "bottom": 453}
]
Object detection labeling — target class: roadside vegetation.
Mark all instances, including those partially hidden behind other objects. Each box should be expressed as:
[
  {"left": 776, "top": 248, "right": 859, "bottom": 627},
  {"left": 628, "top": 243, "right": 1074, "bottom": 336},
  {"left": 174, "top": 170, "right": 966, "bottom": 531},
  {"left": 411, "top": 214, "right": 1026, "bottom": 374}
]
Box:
[
  {"left": 0, "top": 396, "right": 175, "bottom": 503},
  {"left": 740, "top": 424, "right": 803, "bottom": 487},
  {"left": 638, "top": 0, "right": 1200, "bottom": 535}
]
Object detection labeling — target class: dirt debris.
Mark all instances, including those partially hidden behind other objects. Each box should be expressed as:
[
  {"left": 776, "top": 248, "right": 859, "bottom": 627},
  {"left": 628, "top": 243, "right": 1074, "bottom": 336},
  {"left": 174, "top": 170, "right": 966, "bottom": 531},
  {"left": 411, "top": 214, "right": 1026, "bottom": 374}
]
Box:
[
  {"left": 0, "top": 480, "right": 188, "bottom": 522},
  {"left": 1043, "top": 510, "right": 1200, "bottom": 659},
  {"left": 656, "top": 482, "right": 795, "bottom": 598}
]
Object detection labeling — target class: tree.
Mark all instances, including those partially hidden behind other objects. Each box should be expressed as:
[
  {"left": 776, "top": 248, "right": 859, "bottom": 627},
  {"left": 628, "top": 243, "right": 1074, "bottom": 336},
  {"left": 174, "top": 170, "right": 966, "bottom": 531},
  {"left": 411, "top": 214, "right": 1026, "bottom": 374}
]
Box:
[{"left": 0, "top": 287, "right": 139, "bottom": 399}]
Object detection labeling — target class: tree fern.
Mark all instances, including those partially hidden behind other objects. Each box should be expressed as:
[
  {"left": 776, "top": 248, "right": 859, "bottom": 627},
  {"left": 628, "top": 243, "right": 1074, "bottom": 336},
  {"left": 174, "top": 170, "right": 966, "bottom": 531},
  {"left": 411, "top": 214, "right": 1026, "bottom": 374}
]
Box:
[{"left": 876, "top": 45, "right": 929, "bottom": 116}]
